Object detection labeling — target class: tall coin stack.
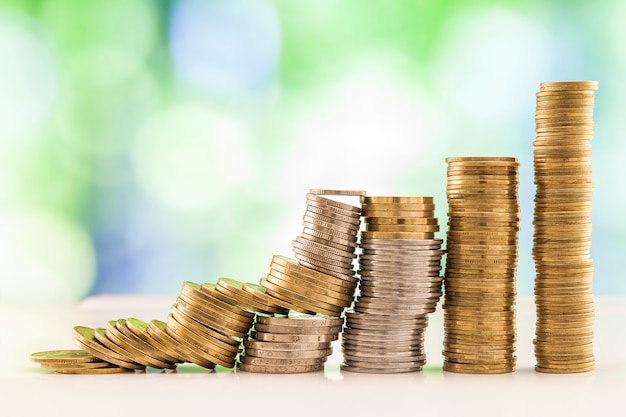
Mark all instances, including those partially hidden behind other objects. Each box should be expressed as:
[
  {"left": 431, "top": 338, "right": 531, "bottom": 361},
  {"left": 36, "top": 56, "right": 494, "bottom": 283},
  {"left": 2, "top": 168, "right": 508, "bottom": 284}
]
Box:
[
  {"left": 533, "top": 80, "right": 598, "bottom": 373},
  {"left": 260, "top": 190, "right": 364, "bottom": 317},
  {"left": 341, "top": 196, "right": 444, "bottom": 373},
  {"left": 443, "top": 157, "right": 519, "bottom": 374}
]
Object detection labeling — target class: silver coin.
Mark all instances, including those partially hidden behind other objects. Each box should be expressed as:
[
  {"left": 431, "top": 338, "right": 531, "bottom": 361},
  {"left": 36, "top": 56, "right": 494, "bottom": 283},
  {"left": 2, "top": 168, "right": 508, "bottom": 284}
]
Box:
[
  {"left": 294, "top": 251, "right": 355, "bottom": 275},
  {"left": 243, "top": 340, "right": 332, "bottom": 351},
  {"left": 304, "top": 204, "right": 361, "bottom": 226},
  {"left": 293, "top": 237, "right": 357, "bottom": 259},
  {"left": 302, "top": 214, "right": 361, "bottom": 234},
  {"left": 340, "top": 362, "right": 423, "bottom": 374},
  {"left": 296, "top": 258, "right": 356, "bottom": 282},
  {"left": 250, "top": 331, "right": 338, "bottom": 343}
]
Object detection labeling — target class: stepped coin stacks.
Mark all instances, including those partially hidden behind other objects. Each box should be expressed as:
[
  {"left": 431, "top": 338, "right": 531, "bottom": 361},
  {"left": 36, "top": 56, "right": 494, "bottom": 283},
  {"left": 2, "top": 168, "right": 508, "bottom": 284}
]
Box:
[
  {"left": 443, "top": 157, "right": 519, "bottom": 374},
  {"left": 341, "top": 196, "right": 444, "bottom": 373},
  {"left": 533, "top": 80, "right": 598, "bottom": 373}
]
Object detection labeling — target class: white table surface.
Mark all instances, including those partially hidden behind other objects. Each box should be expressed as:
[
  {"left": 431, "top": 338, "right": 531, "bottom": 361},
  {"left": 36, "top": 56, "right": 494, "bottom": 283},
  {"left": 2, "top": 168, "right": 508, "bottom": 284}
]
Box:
[{"left": 1, "top": 295, "right": 624, "bottom": 417}]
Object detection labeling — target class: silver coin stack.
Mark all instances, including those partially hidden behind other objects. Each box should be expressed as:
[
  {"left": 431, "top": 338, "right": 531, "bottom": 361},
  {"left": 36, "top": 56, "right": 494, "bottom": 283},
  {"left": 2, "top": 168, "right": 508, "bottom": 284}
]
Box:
[
  {"left": 291, "top": 191, "right": 364, "bottom": 284},
  {"left": 341, "top": 196, "right": 444, "bottom": 373}
]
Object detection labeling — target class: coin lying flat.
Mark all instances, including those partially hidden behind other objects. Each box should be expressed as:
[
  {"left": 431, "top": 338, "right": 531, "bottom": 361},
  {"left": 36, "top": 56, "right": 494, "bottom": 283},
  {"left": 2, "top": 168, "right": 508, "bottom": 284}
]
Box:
[{"left": 532, "top": 81, "right": 597, "bottom": 373}]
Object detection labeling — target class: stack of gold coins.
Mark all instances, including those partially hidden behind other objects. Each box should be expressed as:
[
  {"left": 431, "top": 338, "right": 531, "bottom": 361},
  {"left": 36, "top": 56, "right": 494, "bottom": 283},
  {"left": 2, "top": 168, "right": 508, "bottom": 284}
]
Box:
[
  {"left": 30, "top": 349, "right": 132, "bottom": 374},
  {"left": 166, "top": 281, "right": 255, "bottom": 368},
  {"left": 443, "top": 157, "right": 519, "bottom": 374},
  {"left": 239, "top": 314, "right": 343, "bottom": 373},
  {"left": 72, "top": 323, "right": 179, "bottom": 371},
  {"left": 533, "top": 80, "right": 598, "bottom": 373},
  {"left": 212, "top": 278, "right": 289, "bottom": 316},
  {"left": 341, "top": 196, "right": 444, "bottom": 373},
  {"left": 261, "top": 255, "right": 356, "bottom": 316}
]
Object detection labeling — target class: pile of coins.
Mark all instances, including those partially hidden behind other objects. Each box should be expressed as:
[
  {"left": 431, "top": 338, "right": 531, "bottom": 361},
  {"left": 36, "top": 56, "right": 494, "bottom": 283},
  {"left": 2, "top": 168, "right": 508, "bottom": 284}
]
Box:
[
  {"left": 240, "top": 314, "right": 343, "bottom": 373},
  {"left": 341, "top": 196, "right": 444, "bottom": 373},
  {"left": 533, "top": 80, "right": 598, "bottom": 373},
  {"left": 443, "top": 157, "right": 519, "bottom": 374}
]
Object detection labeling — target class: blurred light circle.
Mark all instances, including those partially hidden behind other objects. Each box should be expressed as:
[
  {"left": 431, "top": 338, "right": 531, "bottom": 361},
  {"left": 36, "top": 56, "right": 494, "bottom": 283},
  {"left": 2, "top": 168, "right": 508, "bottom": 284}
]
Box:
[
  {"left": 169, "top": 0, "right": 281, "bottom": 95},
  {"left": 0, "top": 208, "right": 95, "bottom": 302},
  {"left": 434, "top": 9, "right": 551, "bottom": 122},
  {"left": 131, "top": 104, "right": 251, "bottom": 213},
  {"left": 0, "top": 14, "right": 56, "bottom": 142}
]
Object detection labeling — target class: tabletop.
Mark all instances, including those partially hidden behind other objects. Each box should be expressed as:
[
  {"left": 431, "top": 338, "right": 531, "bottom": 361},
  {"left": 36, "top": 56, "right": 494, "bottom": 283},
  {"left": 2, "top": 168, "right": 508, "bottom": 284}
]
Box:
[{"left": 1, "top": 295, "right": 624, "bottom": 417}]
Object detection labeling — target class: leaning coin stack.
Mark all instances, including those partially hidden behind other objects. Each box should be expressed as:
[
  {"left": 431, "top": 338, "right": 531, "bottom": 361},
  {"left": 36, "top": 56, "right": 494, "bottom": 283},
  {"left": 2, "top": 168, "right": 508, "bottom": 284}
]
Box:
[
  {"left": 533, "top": 80, "right": 598, "bottom": 374},
  {"left": 239, "top": 314, "right": 342, "bottom": 373},
  {"left": 292, "top": 190, "right": 363, "bottom": 283},
  {"left": 341, "top": 196, "right": 444, "bottom": 373},
  {"left": 165, "top": 281, "right": 255, "bottom": 368},
  {"left": 443, "top": 157, "right": 519, "bottom": 374},
  {"left": 261, "top": 255, "right": 357, "bottom": 317},
  {"left": 260, "top": 190, "right": 364, "bottom": 317}
]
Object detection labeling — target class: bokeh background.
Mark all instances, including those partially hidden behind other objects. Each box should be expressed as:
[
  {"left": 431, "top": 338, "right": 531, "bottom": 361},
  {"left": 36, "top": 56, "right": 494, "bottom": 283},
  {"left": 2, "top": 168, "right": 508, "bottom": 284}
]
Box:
[{"left": 0, "top": 0, "right": 621, "bottom": 302}]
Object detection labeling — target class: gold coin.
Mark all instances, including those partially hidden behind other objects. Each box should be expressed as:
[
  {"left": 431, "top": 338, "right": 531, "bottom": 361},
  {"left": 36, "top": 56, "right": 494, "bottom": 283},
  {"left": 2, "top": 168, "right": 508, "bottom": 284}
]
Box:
[
  {"left": 250, "top": 330, "right": 338, "bottom": 343},
  {"left": 305, "top": 205, "right": 361, "bottom": 226},
  {"left": 54, "top": 366, "right": 133, "bottom": 375},
  {"left": 116, "top": 319, "right": 179, "bottom": 365},
  {"left": 302, "top": 214, "right": 360, "bottom": 233},
  {"left": 361, "top": 202, "right": 436, "bottom": 211},
  {"left": 361, "top": 196, "right": 434, "bottom": 204},
  {"left": 30, "top": 350, "right": 101, "bottom": 365},
  {"left": 361, "top": 231, "right": 436, "bottom": 240},
  {"left": 539, "top": 80, "right": 598, "bottom": 90}
]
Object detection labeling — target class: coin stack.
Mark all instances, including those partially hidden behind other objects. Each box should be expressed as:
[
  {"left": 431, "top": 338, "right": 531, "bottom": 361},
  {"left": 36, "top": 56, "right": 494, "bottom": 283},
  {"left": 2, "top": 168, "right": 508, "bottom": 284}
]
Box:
[
  {"left": 533, "top": 80, "right": 598, "bottom": 373},
  {"left": 292, "top": 190, "right": 363, "bottom": 282},
  {"left": 72, "top": 322, "right": 181, "bottom": 372},
  {"left": 443, "top": 157, "right": 519, "bottom": 374},
  {"left": 166, "top": 281, "right": 255, "bottom": 368},
  {"left": 239, "top": 314, "right": 343, "bottom": 373},
  {"left": 30, "top": 349, "right": 134, "bottom": 374},
  {"left": 341, "top": 196, "right": 444, "bottom": 373},
  {"left": 261, "top": 255, "right": 356, "bottom": 316},
  {"left": 212, "top": 277, "right": 289, "bottom": 316}
]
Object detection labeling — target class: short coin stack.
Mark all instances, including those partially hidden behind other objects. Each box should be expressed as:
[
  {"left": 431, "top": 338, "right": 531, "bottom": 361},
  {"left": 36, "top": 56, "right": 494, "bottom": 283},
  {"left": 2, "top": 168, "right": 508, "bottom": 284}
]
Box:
[
  {"left": 443, "top": 157, "right": 519, "bottom": 374},
  {"left": 30, "top": 349, "right": 133, "bottom": 374},
  {"left": 166, "top": 281, "right": 255, "bottom": 368},
  {"left": 240, "top": 314, "right": 343, "bottom": 373},
  {"left": 341, "top": 196, "right": 444, "bottom": 373},
  {"left": 533, "top": 80, "right": 598, "bottom": 373}
]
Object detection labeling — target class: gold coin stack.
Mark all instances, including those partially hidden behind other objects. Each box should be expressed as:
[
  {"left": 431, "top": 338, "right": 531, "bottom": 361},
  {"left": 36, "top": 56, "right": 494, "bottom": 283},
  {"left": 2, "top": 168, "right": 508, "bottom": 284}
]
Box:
[
  {"left": 165, "top": 281, "right": 255, "bottom": 368},
  {"left": 240, "top": 314, "right": 343, "bottom": 373},
  {"left": 443, "top": 157, "right": 519, "bottom": 374},
  {"left": 533, "top": 80, "right": 598, "bottom": 374},
  {"left": 71, "top": 321, "right": 183, "bottom": 372},
  {"left": 30, "top": 349, "right": 133, "bottom": 374},
  {"left": 341, "top": 196, "right": 444, "bottom": 373},
  {"left": 261, "top": 255, "right": 357, "bottom": 316},
  {"left": 212, "top": 277, "right": 289, "bottom": 316}
]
